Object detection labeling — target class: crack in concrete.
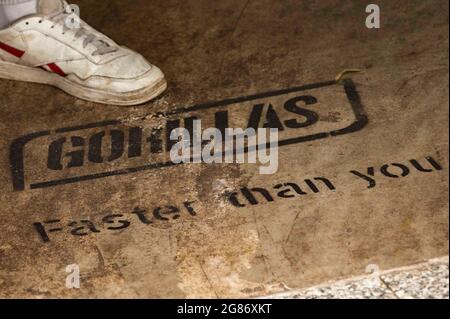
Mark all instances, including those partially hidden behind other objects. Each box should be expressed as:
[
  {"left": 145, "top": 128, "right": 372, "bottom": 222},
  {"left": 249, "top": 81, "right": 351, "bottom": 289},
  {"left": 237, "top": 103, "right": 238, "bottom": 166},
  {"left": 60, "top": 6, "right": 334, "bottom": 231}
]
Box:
[
  {"left": 379, "top": 276, "right": 400, "bottom": 299},
  {"left": 216, "top": 0, "right": 252, "bottom": 88},
  {"left": 198, "top": 258, "right": 219, "bottom": 298}
]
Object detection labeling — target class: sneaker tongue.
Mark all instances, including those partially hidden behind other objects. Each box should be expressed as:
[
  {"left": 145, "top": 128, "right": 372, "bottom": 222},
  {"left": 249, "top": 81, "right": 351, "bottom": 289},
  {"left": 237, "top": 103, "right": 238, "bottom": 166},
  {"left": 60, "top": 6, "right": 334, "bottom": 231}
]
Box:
[{"left": 37, "top": 0, "right": 65, "bottom": 15}]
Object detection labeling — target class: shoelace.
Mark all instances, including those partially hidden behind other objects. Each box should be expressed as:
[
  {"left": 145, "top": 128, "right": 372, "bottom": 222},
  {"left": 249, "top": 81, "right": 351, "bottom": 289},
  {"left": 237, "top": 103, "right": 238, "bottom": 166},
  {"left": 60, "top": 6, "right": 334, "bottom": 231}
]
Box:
[{"left": 47, "top": 10, "right": 118, "bottom": 56}]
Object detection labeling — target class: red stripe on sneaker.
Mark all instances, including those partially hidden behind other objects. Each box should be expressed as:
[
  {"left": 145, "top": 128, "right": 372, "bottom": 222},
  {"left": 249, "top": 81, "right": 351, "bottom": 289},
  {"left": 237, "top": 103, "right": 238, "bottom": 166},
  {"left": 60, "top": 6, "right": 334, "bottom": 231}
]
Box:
[
  {"left": 0, "top": 41, "right": 25, "bottom": 58},
  {"left": 47, "top": 63, "right": 67, "bottom": 77}
]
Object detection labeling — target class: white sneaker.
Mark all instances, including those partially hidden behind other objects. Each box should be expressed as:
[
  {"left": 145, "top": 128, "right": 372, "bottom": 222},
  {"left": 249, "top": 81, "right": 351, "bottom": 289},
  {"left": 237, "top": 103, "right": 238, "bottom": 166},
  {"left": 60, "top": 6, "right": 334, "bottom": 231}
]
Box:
[{"left": 0, "top": 0, "right": 167, "bottom": 106}]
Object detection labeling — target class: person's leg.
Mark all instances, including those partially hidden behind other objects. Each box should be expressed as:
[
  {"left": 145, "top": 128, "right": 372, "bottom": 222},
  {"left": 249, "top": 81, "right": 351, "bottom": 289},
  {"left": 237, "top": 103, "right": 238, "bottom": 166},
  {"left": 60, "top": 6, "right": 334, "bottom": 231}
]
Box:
[
  {"left": 0, "top": 0, "right": 166, "bottom": 105},
  {"left": 0, "top": 0, "right": 37, "bottom": 29}
]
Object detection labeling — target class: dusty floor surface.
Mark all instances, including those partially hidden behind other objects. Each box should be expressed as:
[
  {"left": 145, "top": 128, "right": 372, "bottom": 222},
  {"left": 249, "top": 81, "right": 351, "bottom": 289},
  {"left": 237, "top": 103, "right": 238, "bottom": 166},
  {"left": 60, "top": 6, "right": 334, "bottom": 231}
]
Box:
[{"left": 0, "top": 0, "right": 448, "bottom": 298}]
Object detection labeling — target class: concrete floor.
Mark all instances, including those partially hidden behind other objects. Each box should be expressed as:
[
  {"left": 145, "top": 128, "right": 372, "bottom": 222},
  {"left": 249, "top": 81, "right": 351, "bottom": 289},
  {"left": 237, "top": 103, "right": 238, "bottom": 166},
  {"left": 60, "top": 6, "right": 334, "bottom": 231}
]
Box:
[
  {"left": 268, "top": 256, "right": 449, "bottom": 299},
  {"left": 0, "top": 0, "right": 448, "bottom": 298}
]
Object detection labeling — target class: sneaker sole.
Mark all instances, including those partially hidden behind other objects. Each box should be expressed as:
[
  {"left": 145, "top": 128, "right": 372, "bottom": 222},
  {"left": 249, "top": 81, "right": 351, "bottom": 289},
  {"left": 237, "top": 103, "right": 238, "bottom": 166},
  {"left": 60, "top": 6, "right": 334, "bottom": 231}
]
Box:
[{"left": 0, "top": 60, "right": 167, "bottom": 106}]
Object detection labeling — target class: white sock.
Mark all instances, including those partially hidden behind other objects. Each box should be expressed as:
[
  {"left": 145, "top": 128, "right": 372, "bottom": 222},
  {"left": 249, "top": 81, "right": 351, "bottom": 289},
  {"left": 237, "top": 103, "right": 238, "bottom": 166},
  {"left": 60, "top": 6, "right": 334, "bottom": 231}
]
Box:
[{"left": 0, "top": 0, "right": 38, "bottom": 29}]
